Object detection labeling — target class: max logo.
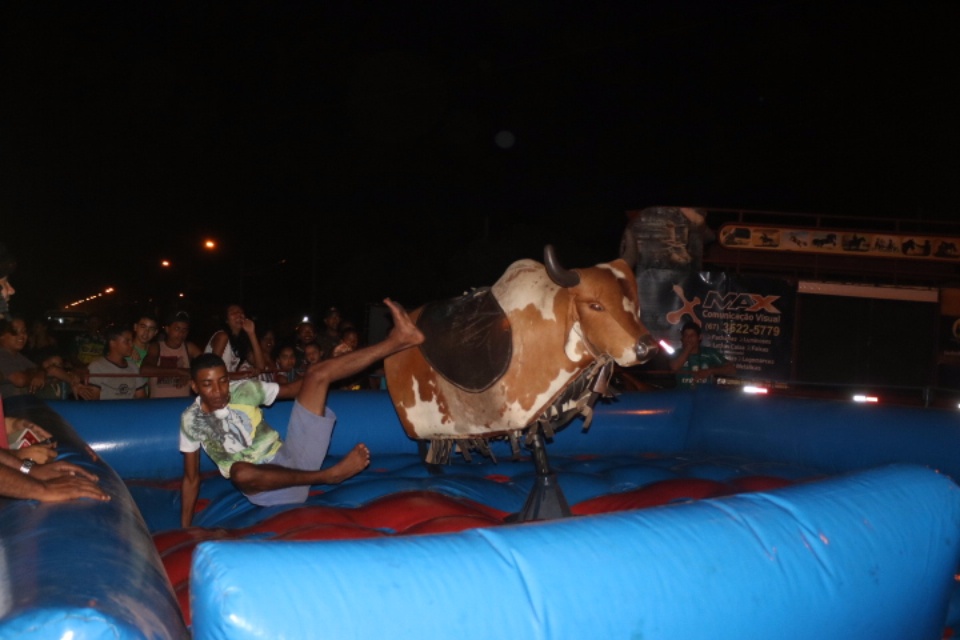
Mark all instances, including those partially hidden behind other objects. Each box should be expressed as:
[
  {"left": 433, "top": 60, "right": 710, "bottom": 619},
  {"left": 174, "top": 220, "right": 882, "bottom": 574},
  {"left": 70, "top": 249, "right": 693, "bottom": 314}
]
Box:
[
  {"left": 666, "top": 287, "right": 781, "bottom": 324},
  {"left": 666, "top": 285, "right": 700, "bottom": 325}
]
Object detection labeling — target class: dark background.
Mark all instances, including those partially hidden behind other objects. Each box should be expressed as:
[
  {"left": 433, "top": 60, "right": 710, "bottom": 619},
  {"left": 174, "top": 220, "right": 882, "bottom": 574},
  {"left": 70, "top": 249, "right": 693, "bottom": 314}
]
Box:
[{"left": 2, "top": 2, "right": 957, "bottom": 336}]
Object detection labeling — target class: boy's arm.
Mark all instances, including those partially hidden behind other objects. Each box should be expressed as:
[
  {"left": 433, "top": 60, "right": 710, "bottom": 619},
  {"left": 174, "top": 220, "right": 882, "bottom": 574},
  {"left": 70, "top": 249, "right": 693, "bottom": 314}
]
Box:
[
  {"left": 712, "top": 358, "right": 737, "bottom": 378},
  {"left": 188, "top": 342, "right": 204, "bottom": 359},
  {"left": 277, "top": 377, "right": 303, "bottom": 400},
  {"left": 138, "top": 343, "right": 162, "bottom": 377},
  {"left": 180, "top": 450, "right": 201, "bottom": 528},
  {"left": 669, "top": 344, "right": 695, "bottom": 373},
  {"left": 244, "top": 319, "right": 266, "bottom": 372},
  {"left": 2, "top": 367, "right": 42, "bottom": 392}
]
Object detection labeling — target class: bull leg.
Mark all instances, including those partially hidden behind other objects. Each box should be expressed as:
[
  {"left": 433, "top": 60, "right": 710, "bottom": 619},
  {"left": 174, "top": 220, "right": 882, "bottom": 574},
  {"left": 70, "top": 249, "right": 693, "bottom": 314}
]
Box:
[
  {"left": 419, "top": 440, "right": 446, "bottom": 475},
  {"left": 508, "top": 429, "right": 572, "bottom": 522}
]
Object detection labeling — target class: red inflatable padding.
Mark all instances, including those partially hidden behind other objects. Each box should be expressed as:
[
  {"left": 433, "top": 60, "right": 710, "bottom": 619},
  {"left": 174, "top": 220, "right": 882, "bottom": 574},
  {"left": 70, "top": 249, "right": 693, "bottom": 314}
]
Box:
[
  {"left": 237, "top": 504, "right": 358, "bottom": 535},
  {"left": 723, "top": 475, "right": 798, "bottom": 494},
  {"left": 162, "top": 541, "right": 206, "bottom": 588},
  {"left": 153, "top": 527, "right": 231, "bottom": 555},
  {"left": 572, "top": 478, "right": 725, "bottom": 515},
  {"left": 350, "top": 491, "right": 508, "bottom": 530},
  {"left": 402, "top": 514, "right": 505, "bottom": 535},
  {"left": 273, "top": 523, "right": 387, "bottom": 541}
]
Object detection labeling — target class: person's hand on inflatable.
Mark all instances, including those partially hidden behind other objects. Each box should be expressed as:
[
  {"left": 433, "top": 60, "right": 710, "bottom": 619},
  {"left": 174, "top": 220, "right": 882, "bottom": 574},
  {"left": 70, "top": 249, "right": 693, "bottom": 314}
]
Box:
[
  {"left": 29, "top": 461, "right": 110, "bottom": 502},
  {"left": 11, "top": 444, "right": 57, "bottom": 464},
  {"left": 4, "top": 416, "right": 52, "bottom": 441}
]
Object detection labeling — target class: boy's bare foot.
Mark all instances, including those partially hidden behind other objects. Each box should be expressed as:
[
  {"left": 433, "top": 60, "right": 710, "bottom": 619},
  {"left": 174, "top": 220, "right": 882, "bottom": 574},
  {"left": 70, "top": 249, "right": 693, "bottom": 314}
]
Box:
[
  {"left": 325, "top": 443, "right": 371, "bottom": 484},
  {"left": 383, "top": 298, "right": 425, "bottom": 349}
]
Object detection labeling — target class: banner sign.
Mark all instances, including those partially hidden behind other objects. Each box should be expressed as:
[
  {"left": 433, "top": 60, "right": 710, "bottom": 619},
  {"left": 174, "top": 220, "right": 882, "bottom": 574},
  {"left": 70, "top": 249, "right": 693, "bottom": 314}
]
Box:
[
  {"left": 718, "top": 224, "right": 960, "bottom": 263},
  {"left": 638, "top": 269, "right": 797, "bottom": 381}
]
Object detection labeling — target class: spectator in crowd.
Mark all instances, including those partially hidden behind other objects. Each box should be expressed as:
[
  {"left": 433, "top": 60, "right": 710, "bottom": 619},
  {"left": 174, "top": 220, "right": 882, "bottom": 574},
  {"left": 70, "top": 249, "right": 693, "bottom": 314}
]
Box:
[
  {"left": 316, "top": 307, "right": 342, "bottom": 360},
  {"left": 274, "top": 345, "right": 298, "bottom": 384},
  {"left": 131, "top": 312, "right": 159, "bottom": 368},
  {"left": 24, "top": 317, "right": 60, "bottom": 364},
  {"left": 34, "top": 354, "right": 73, "bottom": 400},
  {"left": 670, "top": 321, "right": 737, "bottom": 388},
  {"left": 0, "top": 317, "right": 42, "bottom": 398},
  {"left": 141, "top": 310, "right": 203, "bottom": 399},
  {"left": 332, "top": 327, "right": 360, "bottom": 358},
  {"left": 291, "top": 319, "right": 320, "bottom": 375},
  {"left": 68, "top": 314, "right": 107, "bottom": 369},
  {"left": 332, "top": 327, "right": 368, "bottom": 389},
  {"left": 82, "top": 324, "right": 148, "bottom": 400},
  {"left": 204, "top": 303, "right": 265, "bottom": 376},
  {"left": 0, "top": 241, "right": 14, "bottom": 321},
  {"left": 303, "top": 342, "right": 323, "bottom": 368},
  {"left": 0, "top": 240, "right": 109, "bottom": 501},
  {"left": 257, "top": 326, "right": 279, "bottom": 382},
  {"left": 0, "top": 317, "right": 83, "bottom": 399}
]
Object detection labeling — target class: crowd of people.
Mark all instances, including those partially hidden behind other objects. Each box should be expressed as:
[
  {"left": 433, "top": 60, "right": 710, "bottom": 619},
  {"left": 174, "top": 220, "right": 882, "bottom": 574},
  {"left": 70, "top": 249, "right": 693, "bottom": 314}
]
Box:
[
  {"left": 0, "top": 301, "right": 376, "bottom": 403},
  {"left": 1, "top": 239, "right": 423, "bottom": 506}
]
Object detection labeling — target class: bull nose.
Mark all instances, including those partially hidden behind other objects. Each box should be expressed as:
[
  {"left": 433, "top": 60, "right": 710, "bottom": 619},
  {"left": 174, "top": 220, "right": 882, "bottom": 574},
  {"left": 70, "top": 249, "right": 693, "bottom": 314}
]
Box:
[{"left": 635, "top": 335, "right": 658, "bottom": 362}]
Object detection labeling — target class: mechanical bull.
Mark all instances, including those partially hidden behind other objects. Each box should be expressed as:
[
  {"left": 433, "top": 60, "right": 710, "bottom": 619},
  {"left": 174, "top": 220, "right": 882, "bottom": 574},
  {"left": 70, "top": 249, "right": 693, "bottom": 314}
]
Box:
[{"left": 384, "top": 245, "right": 658, "bottom": 520}]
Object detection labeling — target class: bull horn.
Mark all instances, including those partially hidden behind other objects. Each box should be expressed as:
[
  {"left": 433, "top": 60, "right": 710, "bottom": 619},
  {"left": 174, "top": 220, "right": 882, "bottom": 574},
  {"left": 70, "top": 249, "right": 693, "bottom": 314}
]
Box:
[{"left": 544, "top": 244, "right": 580, "bottom": 288}]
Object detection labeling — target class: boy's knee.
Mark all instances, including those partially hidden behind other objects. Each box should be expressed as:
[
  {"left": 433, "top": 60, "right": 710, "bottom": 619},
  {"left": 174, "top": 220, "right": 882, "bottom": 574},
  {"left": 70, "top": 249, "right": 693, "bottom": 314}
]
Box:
[
  {"left": 303, "top": 363, "right": 333, "bottom": 386},
  {"left": 229, "top": 462, "right": 257, "bottom": 487}
]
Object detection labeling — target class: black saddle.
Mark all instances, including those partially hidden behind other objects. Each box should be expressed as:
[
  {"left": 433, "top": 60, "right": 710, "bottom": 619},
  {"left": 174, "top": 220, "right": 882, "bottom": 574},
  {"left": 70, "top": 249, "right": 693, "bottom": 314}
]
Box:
[{"left": 415, "top": 288, "right": 512, "bottom": 392}]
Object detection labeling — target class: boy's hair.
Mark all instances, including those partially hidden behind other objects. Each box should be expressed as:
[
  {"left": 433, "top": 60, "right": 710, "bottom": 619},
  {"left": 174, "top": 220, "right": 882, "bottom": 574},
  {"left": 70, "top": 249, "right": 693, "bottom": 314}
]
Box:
[
  {"left": 166, "top": 310, "right": 191, "bottom": 326},
  {"left": 191, "top": 353, "right": 226, "bottom": 379},
  {"left": 680, "top": 321, "right": 702, "bottom": 336},
  {"left": 0, "top": 316, "right": 22, "bottom": 335},
  {"left": 103, "top": 323, "right": 130, "bottom": 345}
]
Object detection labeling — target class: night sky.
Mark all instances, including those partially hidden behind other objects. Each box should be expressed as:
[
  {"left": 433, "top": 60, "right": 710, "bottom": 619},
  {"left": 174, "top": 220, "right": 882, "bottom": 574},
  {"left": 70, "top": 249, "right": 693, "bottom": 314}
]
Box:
[{"left": 2, "top": 2, "right": 957, "bottom": 332}]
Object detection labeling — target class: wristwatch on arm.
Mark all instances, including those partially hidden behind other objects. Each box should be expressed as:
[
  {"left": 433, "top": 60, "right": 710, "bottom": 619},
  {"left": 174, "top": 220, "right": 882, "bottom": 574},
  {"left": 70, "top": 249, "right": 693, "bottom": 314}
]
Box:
[{"left": 19, "top": 459, "right": 35, "bottom": 474}]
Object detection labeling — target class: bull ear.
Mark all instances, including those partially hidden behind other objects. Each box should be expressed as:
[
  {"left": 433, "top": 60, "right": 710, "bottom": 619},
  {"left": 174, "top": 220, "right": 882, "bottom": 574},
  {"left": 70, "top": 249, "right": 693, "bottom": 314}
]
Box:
[{"left": 544, "top": 244, "right": 580, "bottom": 288}]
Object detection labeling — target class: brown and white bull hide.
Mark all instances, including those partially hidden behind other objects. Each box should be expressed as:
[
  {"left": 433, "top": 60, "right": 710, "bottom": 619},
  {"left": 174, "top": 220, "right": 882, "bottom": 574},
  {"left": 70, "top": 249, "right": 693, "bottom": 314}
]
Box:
[{"left": 384, "top": 249, "right": 657, "bottom": 453}]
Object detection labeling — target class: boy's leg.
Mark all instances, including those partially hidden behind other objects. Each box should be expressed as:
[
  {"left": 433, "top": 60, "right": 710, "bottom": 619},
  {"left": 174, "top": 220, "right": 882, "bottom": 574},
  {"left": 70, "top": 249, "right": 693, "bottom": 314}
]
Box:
[
  {"left": 240, "top": 298, "right": 423, "bottom": 507},
  {"left": 294, "top": 298, "right": 424, "bottom": 416},
  {"left": 238, "top": 403, "right": 371, "bottom": 506},
  {"left": 235, "top": 442, "right": 370, "bottom": 506},
  {"left": 244, "top": 401, "right": 336, "bottom": 506}
]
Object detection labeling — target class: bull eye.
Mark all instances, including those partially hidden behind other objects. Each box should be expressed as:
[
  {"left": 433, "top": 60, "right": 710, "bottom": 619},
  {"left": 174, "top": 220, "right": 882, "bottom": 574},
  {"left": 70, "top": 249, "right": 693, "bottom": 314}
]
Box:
[{"left": 588, "top": 302, "right": 604, "bottom": 312}]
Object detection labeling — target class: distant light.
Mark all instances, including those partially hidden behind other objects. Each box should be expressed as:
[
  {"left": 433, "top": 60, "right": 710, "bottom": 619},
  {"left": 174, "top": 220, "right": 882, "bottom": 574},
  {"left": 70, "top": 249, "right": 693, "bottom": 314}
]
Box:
[
  {"left": 302, "top": 316, "right": 311, "bottom": 323},
  {"left": 204, "top": 239, "right": 217, "bottom": 250},
  {"left": 853, "top": 394, "right": 878, "bottom": 403},
  {"left": 658, "top": 339, "right": 675, "bottom": 355},
  {"left": 104, "top": 287, "right": 114, "bottom": 294},
  {"left": 743, "top": 385, "right": 768, "bottom": 395},
  {"left": 161, "top": 259, "right": 171, "bottom": 268}
]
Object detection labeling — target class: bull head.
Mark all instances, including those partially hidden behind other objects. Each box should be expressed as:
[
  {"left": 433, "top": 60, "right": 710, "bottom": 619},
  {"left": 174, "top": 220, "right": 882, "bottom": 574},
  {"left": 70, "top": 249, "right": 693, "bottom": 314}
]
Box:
[{"left": 544, "top": 244, "right": 657, "bottom": 366}]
